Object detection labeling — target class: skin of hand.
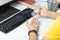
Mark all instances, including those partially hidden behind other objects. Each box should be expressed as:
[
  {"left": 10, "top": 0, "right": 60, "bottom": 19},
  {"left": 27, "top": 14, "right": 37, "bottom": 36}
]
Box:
[
  {"left": 38, "top": 6, "right": 48, "bottom": 17},
  {"left": 26, "top": 17, "right": 39, "bottom": 32},
  {"left": 38, "top": 6, "right": 60, "bottom": 19}
]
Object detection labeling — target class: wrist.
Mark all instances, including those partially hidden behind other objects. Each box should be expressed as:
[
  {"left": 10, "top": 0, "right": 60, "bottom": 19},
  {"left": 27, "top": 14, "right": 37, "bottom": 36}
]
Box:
[
  {"left": 30, "top": 32, "right": 37, "bottom": 35},
  {"left": 28, "top": 30, "right": 38, "bottom": 36},
  {"left": 46, "top": 11, "right": 58, "bottom": 19},
  {"left": 47, "top": 11, "right": 51, "bottom": 17}
]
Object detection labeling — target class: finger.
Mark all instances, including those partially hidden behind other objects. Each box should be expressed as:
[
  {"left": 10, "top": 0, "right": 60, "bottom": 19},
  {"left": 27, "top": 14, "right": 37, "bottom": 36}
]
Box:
[
  {"left": 26, "top": 20, "right": 33, "bottom": 30},
  {"left": 34, "top": 18, "right": 39, "bottom": 27},
  {"left": 32, "top": 17, "right": 37, "bottom": 23},
  {"left": 32, "top": 17, "right": 39, "bottom": 26},
  {"left": 33, "top": 17, "right": 39, "bottom": 22},
  {"left": 33, "top": 17, "right": 39, "bottom": 26},
  {"left": 31, "top": 17, "right": 39, "bottom": 31},
  {"left": 36, "top": 6, "right": 44, "bottom": 15},
  {"left": 39, "top": 6, "right": 44, "bottom": 15},
  {"left": 26, "top": 21, "right": 30, "bottom": 27},
  {"left": 40, "top": 6, "right": 47, "bottom": 11}
]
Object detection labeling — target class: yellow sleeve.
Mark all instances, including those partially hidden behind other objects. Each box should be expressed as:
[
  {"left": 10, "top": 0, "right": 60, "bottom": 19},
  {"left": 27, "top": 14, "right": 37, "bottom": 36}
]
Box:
[{"left": 45, "top": 16, "right": 60, "bottom": 40}]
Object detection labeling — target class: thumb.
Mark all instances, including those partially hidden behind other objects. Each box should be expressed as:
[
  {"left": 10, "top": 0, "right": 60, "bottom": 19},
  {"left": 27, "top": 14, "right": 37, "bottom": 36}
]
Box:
[{"left": 26, "top": 20, "right": 35, "bottom": 30}]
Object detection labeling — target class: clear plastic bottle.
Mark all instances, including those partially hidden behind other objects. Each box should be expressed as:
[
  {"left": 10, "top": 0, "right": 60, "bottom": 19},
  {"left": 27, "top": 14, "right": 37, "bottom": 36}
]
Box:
[{"left": 48, "top": 0, "right": 58, "bottom": 12}]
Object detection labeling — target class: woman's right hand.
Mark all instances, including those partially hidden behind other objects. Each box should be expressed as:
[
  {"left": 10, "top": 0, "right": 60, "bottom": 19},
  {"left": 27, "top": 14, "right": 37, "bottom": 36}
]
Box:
[{"left": 26, "top": 17, "right": 39, "bottom": 32}]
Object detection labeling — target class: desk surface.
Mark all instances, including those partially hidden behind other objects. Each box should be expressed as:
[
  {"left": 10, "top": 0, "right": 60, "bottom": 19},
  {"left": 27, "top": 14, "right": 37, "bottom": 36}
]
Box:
[{"left": 0, "top": 1, "right": 60, "bottom": 40}]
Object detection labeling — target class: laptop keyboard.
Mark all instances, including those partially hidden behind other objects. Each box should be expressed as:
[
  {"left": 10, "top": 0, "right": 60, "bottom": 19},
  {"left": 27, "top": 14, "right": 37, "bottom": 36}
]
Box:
[
  {"left": 0, "top": 8, "right": 33, "bottom": 33},
  {"left": 0, "top": 6, "right": 20, "bottom": 23}
]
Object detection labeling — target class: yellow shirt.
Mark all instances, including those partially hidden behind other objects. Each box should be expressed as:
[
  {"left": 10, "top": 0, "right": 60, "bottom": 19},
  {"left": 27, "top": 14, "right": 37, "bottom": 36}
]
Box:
[{"left": 45, "top": 16, "right": 60, "bottom": 40}]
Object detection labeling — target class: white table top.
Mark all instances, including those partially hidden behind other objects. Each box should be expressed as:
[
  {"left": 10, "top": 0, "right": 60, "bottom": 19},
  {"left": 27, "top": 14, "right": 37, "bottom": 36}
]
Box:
[
  {"left": 0, "top": 0, "right": 12, "bottom": 6},
  {"left": 0, "top": 1, "right": 60, "bottom": 40}
]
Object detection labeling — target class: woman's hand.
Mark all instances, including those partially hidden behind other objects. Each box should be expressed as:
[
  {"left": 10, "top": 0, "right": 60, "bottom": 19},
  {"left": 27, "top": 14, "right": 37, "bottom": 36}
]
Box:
[
  {"left": 26, "top": 17, "right": 39, "bottom": 31},
  {"left": 38, "top": 6, "right": 49, "bottom": 17}
]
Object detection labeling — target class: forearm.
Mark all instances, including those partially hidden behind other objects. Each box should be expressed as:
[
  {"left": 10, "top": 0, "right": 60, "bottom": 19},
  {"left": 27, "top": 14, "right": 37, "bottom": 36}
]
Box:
[
  {"left": 47, "top": 11, "right": 60, "bottom": 19},
  {"left": 29, "top": 31, "right": 48, "bottom": 40},
  {"left": 29, "top": 32, "right": 38, "bottom": 40}
]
